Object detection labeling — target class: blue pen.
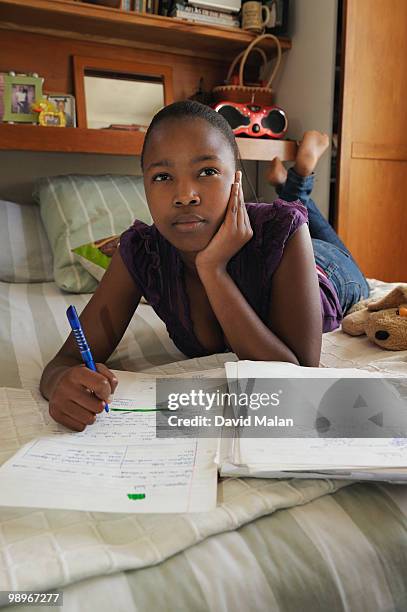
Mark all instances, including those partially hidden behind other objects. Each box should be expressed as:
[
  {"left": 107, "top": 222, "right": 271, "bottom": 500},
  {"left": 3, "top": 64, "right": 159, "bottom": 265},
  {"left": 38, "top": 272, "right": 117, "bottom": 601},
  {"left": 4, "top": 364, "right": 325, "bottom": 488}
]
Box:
[{"left": 66, "top": 305, "right": 109, "bottom": 413}]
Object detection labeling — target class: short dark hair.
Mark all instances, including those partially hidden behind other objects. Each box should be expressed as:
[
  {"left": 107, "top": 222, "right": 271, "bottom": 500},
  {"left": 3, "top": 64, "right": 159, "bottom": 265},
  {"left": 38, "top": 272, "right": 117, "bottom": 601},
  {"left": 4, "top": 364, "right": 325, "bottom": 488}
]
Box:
[{"left": 141, "top": 100, "right": 240, "bottom": 170}]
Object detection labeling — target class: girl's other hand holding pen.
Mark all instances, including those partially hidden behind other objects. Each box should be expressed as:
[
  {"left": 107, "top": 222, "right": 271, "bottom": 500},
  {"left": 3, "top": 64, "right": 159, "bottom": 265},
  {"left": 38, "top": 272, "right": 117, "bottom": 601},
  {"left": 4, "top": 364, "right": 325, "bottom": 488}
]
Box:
[{"left": 48, "top": 363, "right": 118, "bottom": 432}]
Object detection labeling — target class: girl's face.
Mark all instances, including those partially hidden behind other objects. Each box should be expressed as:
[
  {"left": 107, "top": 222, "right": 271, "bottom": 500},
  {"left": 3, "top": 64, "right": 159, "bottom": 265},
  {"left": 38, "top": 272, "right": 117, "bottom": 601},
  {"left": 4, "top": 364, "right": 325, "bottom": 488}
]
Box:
[{"left": 143, "top": 117, "right": 236, "bottom": 253}]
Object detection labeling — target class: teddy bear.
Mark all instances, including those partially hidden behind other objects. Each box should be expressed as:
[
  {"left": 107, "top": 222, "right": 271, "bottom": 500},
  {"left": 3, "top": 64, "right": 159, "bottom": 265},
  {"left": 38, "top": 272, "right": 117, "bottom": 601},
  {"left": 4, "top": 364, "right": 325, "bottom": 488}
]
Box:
[{"left": 342, "top": 285, "right": 407, "bottom": 350}]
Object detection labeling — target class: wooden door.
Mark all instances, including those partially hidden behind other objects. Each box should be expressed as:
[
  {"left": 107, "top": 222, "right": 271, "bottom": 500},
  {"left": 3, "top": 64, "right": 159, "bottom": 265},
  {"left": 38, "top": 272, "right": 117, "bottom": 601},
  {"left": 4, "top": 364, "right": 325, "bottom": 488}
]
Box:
[{"left": 336, "top": 0, "right": 407, "bottom": 281}]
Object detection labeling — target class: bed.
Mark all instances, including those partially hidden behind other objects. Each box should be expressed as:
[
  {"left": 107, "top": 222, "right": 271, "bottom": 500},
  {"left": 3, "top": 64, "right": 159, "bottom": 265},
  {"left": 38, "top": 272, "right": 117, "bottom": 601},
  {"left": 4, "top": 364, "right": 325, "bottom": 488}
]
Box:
[
  {"left": 1, "top": 277, "right": 407, "bottom": 611},
  {"left": 1, "top": 174, "right": 407, "bottom": 611}
]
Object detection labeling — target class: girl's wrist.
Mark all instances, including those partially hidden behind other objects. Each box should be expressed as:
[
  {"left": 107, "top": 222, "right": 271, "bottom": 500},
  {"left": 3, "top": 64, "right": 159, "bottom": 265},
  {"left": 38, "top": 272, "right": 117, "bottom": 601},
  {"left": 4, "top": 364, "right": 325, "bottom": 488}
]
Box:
[{"left": 196, "top": 260, "right": 227, "bottom": 280}]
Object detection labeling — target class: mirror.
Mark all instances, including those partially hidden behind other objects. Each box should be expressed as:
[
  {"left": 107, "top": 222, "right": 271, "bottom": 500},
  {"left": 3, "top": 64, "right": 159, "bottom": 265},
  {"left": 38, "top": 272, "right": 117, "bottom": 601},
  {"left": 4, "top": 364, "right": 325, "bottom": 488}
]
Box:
[
  {"left": 73, "top": 56, "right": 174, "bottom": 129},
  {"left": 84, "top": 73, "right": 164, "bottom": 129}
]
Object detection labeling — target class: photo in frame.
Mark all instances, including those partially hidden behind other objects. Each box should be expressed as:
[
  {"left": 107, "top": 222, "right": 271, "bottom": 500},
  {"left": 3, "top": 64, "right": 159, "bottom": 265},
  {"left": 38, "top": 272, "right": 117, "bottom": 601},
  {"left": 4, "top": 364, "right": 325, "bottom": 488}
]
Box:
[
  {"left": 46, "top": 93, "right": 77, "bottom": 127},
  {"left": 73, "top": 56, "right": 174, "bottom": 129},
  {"left": 39, "top": 111, "right": 66, "bottom": 127},
  {"left": 2, "top": 74, "right": 43, "bottom": 123}
]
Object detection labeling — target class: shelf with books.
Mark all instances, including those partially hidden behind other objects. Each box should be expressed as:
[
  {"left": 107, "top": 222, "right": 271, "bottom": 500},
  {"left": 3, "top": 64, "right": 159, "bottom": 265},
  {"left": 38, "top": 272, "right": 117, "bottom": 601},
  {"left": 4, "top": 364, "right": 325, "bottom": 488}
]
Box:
[
  {"left": 0, "top": 123, "right": 297, "bottom": 160},
  {"left": 0, "top": 0, "right": 291, "bottom": 60}
]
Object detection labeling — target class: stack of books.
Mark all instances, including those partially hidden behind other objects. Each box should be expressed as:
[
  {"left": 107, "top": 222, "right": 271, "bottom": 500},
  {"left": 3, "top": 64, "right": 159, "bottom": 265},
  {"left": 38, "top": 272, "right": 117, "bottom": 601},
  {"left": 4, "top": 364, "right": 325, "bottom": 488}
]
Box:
[
  {"left": 169, "top": 2, "right": 240, "bottom": 27},
  {"left": 115, "top": 0, "right": 241, "bottom": 23}
]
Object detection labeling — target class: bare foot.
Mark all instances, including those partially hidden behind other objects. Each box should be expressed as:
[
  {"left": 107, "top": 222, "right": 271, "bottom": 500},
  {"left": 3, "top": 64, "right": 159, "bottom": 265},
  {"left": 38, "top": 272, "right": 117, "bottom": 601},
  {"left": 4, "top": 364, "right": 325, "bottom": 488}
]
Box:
[
  {"left": 294, "top": 131, "right": 329, "bottom": 177},
  {"left": 267, "top": 157, "right": 287, "bottom": 187}
]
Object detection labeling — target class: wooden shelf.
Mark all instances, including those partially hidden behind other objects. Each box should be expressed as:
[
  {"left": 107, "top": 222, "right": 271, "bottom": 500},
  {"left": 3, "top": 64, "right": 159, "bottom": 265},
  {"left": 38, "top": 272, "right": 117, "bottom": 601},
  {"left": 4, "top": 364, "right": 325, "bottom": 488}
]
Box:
[
  {"left": 0, "top": 124, "right": 145, "bottom": 155},
  {"left": 0, "top": 124, "right": 297, "bottom": 160},
  {"left": 0, "top": 1, "right": 295, "bottom": 160},
  {"left": 236, "top": 137, "right": 296, "bottom": 161},
  {"left": 0, "top": 0, "right": 291, "bottom": 60}
]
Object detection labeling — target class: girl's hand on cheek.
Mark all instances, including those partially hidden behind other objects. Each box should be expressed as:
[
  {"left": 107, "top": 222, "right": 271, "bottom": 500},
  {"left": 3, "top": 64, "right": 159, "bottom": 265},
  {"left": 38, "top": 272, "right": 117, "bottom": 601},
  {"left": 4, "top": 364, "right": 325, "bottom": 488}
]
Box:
[{"left": 195, "top": 171, "right": 253, "bottom": 273}]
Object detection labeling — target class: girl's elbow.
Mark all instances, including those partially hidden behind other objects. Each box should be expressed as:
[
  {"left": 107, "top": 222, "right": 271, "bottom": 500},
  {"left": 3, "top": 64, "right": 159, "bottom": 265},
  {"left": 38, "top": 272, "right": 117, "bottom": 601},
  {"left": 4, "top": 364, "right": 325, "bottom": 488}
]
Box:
[
  {"left": 299, "top": 356, "right": 320, "bottom": 367},
  {"left": 298, "top": 347, "right": 321, "bottom": 368}
]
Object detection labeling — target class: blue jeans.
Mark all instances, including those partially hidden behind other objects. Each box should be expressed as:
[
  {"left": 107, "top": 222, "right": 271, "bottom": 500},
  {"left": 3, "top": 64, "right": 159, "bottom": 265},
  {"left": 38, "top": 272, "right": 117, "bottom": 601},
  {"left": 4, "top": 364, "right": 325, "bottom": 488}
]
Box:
[{"left": 276, "top": 168, "right": 370, "bottom": 314}]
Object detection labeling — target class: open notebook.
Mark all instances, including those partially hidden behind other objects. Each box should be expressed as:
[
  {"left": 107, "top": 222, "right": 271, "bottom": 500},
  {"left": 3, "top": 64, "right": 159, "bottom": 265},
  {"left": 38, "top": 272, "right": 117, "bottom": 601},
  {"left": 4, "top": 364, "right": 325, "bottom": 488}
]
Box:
[
  {"left": 0, "top": 362, "right": 407, "bottom": 514},
  {"left": 0, "top": 370, "right": 223, "bottom": 514},
  {"left": 219, "top": 361, "right": 407, "bottom": 483}
]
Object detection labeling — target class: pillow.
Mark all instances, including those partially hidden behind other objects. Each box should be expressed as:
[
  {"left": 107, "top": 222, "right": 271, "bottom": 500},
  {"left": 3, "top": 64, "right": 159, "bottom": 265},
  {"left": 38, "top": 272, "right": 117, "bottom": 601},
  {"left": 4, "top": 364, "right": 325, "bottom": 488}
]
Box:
[
  {"left": 34, "top": 174, "right": 152, "bottom": 293},
  {"left": 0, "top": 200, "right": 54, "bottom": 282}
]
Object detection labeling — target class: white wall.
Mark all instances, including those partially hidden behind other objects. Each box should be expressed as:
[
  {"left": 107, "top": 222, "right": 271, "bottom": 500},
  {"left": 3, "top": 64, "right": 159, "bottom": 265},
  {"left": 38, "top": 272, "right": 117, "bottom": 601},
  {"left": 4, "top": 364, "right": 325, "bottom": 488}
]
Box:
[
  {"left": 258, "top": 0, "right": 338, "bottom": 218},
  {"left": 0, "top": 152, "right": 142, "bottom": 205}
]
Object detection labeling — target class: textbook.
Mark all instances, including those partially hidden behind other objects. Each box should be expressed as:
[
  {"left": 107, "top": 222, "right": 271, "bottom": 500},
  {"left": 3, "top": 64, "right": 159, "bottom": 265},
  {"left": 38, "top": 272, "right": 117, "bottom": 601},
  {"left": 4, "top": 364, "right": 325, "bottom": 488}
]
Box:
[{"left": 0, "top": 363, "right": 407, "bottom": 514}]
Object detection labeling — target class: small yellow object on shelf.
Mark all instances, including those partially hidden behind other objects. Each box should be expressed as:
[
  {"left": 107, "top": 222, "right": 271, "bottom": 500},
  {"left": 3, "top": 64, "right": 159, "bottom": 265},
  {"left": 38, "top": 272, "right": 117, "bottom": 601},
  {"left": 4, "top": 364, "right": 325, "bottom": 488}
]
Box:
[{"left": 31, "top": 98, "right": 67, "bottom": 127}]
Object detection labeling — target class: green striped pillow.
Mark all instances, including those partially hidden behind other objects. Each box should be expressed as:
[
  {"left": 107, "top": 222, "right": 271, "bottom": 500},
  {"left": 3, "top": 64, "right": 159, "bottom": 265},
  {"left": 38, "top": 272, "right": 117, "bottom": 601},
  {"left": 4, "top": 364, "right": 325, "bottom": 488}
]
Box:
[
  {"left": 0, "top": 200, "right": 54, "bottom": 283},
  {"left": 34, "top": 174, "right": 152, "bottom": 293}
]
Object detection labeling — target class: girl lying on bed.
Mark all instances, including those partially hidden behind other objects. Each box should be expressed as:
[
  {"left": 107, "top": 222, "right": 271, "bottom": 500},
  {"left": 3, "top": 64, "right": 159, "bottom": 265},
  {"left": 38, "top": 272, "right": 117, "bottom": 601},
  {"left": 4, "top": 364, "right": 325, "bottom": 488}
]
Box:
[{"left": 40, "top": 100, "right": 369, "bottom": 431}]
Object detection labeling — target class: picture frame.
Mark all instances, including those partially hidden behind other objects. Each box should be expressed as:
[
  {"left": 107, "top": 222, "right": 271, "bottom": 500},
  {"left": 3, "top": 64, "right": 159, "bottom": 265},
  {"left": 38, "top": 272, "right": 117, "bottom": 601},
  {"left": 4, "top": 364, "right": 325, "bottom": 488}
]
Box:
[
  {"left": 73, "top": 55, "right": 174, "bottom": 129},
  {"left": 46, "top": 93, "right": 77, "bottom": 127},
  {"left": 2, "top": 74, "right": 43, "bottom": 123},
  {"left": 40, "top": 111, "right": 66, "bottom": 127}
]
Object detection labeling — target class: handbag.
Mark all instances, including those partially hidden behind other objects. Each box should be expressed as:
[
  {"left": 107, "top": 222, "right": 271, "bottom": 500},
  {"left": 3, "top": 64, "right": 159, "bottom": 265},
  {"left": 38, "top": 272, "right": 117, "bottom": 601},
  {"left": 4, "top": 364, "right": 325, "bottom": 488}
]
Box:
[{"left": 212, "top": 33, "right": 282, "bottom": 106}]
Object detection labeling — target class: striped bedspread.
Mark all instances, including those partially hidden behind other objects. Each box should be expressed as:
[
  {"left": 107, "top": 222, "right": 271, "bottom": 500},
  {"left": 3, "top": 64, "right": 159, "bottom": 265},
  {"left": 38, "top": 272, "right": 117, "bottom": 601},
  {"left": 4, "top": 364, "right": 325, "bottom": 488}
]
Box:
[
  {"left": 47, "top": 482, "right": 407, "bottom": 612},
  {"left": 1, "top": 278, "right": 407, "bottom": 390},
  {"left": 1, "top": 279, "right": 407, "bottom": 611},
  {"left": 1, "top": 475, "right": 407, "bottom": 611},
  {"left": 0, "top": 281, "right": 187, "bottom": 390}
]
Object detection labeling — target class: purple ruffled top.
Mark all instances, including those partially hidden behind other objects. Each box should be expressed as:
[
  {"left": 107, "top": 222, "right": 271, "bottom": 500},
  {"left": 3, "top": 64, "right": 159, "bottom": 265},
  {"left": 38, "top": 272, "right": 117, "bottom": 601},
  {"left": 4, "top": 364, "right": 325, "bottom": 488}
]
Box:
[{"left": 119, "top": 199, "right": 342, "bottom": 357}]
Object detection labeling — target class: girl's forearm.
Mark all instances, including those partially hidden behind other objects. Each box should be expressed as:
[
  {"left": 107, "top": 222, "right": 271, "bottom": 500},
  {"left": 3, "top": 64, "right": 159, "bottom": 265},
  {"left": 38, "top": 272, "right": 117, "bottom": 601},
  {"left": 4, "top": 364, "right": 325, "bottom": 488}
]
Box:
[{"left": 197, "top": 266, "right": 300, "bottom": 364}]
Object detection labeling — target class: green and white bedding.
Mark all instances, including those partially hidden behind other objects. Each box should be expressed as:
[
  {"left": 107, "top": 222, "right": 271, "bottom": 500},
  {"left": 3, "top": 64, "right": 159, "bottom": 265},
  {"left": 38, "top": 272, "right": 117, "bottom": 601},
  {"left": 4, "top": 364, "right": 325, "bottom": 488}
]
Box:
[
  {"left": 1, "top": 279, "right": 406, "bottom": 391},
  {"left": 38, "top": 481, "right": 407, "bottom": 612},
  {"left": 0, "top": 280, "right": 186, "bottom": 391},
  {"left": 0, "top": 201, "right": 53, "bottom": 284},
  {"left": 1, "top": 278, "right": 407, "bottom": 611},
  {"left": 2, "top": 475, "right": 407, "bottom": 611}
]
